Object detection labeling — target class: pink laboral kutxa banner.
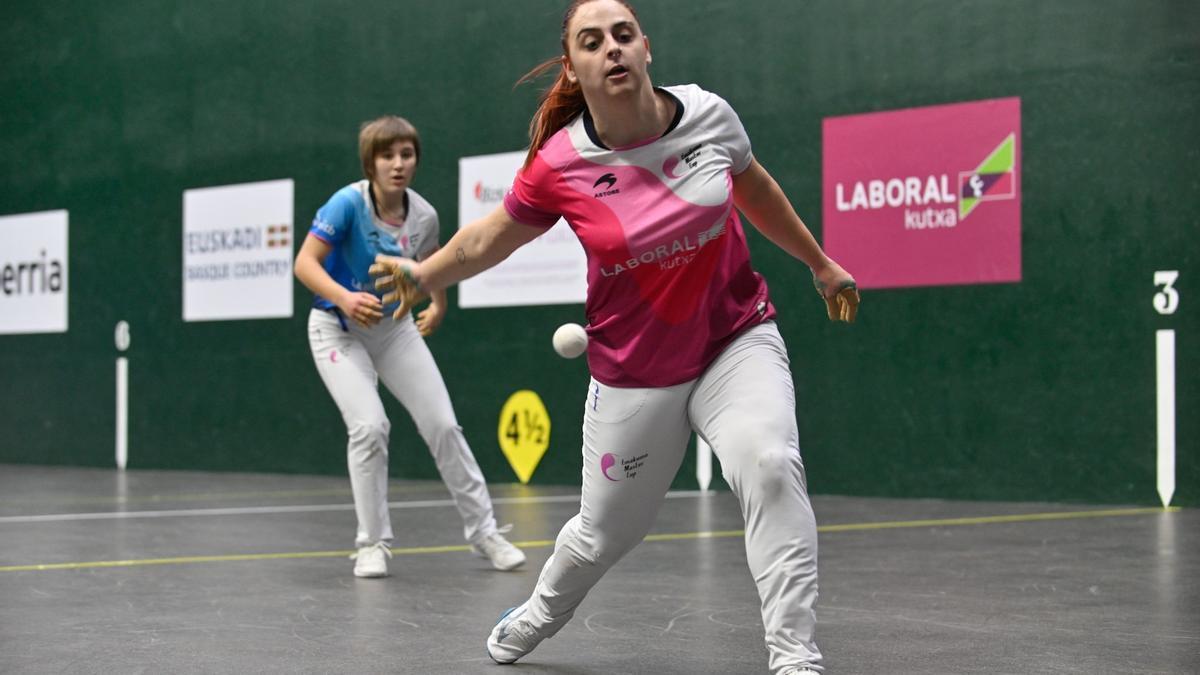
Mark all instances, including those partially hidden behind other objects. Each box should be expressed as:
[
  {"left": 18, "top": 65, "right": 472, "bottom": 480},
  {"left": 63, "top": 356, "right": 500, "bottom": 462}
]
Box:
[{"left": 822, "top": 97, "right": 1021, "bottom": 289}]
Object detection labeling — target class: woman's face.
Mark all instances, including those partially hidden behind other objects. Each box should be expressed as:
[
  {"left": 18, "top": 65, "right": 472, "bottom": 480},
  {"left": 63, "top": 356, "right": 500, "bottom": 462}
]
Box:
[
  {"left": 563, "top": 0, "right": 651, "bottom": 101},
  {"left": 370, "top": 139, "right": 418, "bottom": 202}
]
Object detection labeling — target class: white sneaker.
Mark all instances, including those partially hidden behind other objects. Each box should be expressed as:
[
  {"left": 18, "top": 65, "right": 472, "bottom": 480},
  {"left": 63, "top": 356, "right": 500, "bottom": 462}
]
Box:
[
  {"left": 351, "top": 542, "right": 391, "bottom": 578},
  {"left": 780, "top": 667, "right": 821, "bottom": 674},
  {"left": 486, "top": 603, "right": 547, "bottom": 664},
  {"left": 471, "top": 528, "right": 526, "bottom": 571}
]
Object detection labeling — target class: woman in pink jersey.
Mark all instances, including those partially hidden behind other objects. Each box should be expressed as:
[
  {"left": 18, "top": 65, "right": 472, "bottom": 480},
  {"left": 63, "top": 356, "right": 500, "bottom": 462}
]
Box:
[{"left": 374, "top": 2, "right": 857, "bottom": 672}]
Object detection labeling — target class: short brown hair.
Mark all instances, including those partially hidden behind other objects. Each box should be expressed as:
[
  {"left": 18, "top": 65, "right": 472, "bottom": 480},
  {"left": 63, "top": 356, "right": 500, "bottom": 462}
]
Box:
[{"left": 358, "top": 116, "right": 421, "bottom": 179}]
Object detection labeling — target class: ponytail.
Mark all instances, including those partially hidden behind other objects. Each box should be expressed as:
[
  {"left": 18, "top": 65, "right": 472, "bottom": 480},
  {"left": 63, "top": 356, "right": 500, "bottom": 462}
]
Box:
[{"left": 516, "top": 57, "right": 586, "bottom": 170}]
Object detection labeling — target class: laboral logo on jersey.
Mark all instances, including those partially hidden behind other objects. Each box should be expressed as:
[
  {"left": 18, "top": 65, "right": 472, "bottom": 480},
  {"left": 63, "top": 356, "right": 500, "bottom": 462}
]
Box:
[
  {"left": 823, "top": 97, "right": 1021, "bottom": 289},
  {"left": 599, "top": 220, "right": 726, "bottom": 278}
]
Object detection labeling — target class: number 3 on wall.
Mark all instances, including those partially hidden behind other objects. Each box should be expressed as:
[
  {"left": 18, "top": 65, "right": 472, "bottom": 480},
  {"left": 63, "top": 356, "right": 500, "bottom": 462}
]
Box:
[{"left": 1153, "top": 271, "right": 1180, "bottom": 315}]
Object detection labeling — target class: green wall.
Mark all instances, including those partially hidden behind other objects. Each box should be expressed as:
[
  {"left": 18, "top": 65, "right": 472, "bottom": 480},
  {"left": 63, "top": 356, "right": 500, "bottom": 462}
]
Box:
[{"left": 1, "top": 1, "right": 1196, "bottom": 506}]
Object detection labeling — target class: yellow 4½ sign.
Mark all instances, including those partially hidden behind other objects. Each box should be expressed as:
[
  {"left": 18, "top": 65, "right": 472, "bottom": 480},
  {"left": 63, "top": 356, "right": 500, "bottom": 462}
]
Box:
[{"left": 497, "top": 390, "right": 551, "bottom": 484}]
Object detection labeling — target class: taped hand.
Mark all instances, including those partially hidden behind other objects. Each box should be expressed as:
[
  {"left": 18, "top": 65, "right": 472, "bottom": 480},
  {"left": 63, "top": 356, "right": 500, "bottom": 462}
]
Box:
[
  {"left": 370, "top": 255, "right": 429, "bottom": 320},
  {"left": 813, "top": 262, "right": 860, "bottom": 323},
  {"left": 821, "top": 284, "right": 860, "bottom": 322}
]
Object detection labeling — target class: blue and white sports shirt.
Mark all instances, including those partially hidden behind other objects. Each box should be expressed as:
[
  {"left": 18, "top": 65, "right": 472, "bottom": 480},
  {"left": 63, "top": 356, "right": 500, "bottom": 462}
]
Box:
[{"left": 308, "top": 180, "right": 439, "bottom": 311}]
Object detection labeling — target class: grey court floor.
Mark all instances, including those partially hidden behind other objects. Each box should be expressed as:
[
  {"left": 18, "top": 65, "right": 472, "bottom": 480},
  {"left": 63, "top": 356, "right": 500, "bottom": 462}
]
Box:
[{"left": 0, "top": 465, "right": 1195, "bottom": 675}]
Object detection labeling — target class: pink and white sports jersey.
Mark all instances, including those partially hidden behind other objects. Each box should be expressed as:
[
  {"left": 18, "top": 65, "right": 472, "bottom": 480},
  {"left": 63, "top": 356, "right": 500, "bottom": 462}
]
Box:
[{"left": 504, "top": 84, "right": 776, "bottom": 387}]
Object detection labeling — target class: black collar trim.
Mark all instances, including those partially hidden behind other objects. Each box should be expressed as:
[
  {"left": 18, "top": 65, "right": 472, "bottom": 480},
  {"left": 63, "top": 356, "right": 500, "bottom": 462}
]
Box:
[{"left": 582, "top": 87, "right": 685, "bottom": 150}]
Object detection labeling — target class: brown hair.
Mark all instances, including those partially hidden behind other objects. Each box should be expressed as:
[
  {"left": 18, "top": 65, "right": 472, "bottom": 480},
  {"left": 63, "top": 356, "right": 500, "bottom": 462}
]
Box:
[
  {"left": 516, "top": 0, "right": 641, "bottom": 169},
  {"left": 358, "top": 116, "right": 421, "bottom": 179}
]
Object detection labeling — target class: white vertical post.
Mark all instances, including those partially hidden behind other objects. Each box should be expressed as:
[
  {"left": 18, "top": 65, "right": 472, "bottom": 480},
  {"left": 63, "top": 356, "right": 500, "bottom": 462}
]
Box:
[
  {"left": 116, "top": 356, "right": 128, "bottom": 470},
  {"left": 696, "top": 435, "right": 712, "bottom": 492},
  {"left": 114, "top": 320, "right": 131, "bottom": 471},
  {"left": 1156, "top": 329, "right": 1175, "bottom": 508}
]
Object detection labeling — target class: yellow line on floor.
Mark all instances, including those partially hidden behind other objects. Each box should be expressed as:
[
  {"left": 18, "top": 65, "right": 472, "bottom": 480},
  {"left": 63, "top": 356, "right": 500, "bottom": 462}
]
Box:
[
  {"left": 817, "top": 506, "right": 1179, "bottom": 532},
  {"left": 0, "top": 506, "right": 1177, "bottom": 573},
  {"left": 0, "top": 543, "right": 493, "bottom": 573}
]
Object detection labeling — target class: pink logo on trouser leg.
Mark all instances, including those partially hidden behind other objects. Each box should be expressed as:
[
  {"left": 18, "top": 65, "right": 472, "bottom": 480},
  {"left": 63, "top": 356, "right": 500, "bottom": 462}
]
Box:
[{"left": 600, "top": 453, "right": 619, "bottom": 482}]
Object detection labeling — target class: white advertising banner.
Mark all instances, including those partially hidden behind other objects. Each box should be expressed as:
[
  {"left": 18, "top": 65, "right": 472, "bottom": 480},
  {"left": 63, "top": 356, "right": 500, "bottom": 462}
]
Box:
[
  {"left": 183, "top": 179, "right": 294, "bottom": 322},
  {"left": 458, "top": 151, "right": 586, "bottom": 308},
  {"left": 0, "top": 210, "right": 69, "bottom": 335}
]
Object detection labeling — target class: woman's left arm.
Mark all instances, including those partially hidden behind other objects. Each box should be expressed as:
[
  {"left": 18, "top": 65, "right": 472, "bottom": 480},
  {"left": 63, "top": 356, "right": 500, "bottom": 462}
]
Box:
[
  {"left": 732, "top": 158, "right": 860, "bottom": 321},
  {"left": 731, "top": 158, "right": 830, "bottom": 270}
]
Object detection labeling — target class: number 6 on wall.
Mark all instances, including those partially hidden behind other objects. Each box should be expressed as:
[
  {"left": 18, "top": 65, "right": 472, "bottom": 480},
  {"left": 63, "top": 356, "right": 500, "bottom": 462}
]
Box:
[{"left": 1153, "top": 271, "right": 1179, "bottom": 315}]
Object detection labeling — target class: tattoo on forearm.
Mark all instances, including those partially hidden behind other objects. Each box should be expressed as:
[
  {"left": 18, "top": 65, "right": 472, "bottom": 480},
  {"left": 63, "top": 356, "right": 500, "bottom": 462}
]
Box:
[{"left": 455, "top": 247, "right": 467, "bottom": 265}]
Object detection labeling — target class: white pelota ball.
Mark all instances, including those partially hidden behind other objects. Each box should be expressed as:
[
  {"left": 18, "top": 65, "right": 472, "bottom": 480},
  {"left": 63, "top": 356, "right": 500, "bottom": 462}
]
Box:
[{"left": 552, "top": 323, "right": 588, "bottom": 359}]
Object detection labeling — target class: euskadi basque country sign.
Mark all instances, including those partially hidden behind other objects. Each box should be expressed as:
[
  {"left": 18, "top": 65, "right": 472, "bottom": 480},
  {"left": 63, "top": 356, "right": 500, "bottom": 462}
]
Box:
[
  {"left": 822, "top": 97, "right": 1021, "bottom": 289},
  {"left": 182, "top": 179, "right": 294, "bottom": 322}
]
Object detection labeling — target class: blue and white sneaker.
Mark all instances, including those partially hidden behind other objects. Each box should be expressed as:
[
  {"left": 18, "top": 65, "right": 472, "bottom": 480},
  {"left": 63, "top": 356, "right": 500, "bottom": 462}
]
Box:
[{"left": 487, "top": 602, "right": 546, "bottom": 664}]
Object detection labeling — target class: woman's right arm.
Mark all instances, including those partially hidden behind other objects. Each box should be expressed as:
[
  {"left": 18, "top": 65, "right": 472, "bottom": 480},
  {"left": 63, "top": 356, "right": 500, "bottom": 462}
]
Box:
[
  {"left": 294, "top": 234, "right": 382, "bottom": 327},
  {"left": 377, "top": 205, "right": 546, "bottom": 294}
]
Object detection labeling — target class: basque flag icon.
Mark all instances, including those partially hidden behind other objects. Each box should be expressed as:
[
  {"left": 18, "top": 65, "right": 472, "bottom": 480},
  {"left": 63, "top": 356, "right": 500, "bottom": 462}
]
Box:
[{"left": 958, "top": 134, "right": 1016, "bottom": 219}]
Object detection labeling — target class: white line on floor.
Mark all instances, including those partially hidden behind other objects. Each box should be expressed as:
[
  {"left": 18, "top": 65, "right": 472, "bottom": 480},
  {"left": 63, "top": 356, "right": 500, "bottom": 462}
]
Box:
[{"left": 0, "top": 490, "right": 708, "bottom": 524}]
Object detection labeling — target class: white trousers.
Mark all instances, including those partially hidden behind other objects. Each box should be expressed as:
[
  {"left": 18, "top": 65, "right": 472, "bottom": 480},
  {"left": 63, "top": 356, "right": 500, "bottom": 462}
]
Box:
[
  {"left": 307, "top": 309, "right": 499, "bottom": 547},
  {"left": 522, "top": 321, "right": 822, "bottom": 673}
]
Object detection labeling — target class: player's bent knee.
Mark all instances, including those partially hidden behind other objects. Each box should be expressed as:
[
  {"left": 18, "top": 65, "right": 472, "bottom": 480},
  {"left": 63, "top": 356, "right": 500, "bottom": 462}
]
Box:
[
  {"left": 560, "top": 521, "right": 643, "bottom": 568},
  {"left": 754, "top": 447, "right": 800, "bottom": 473},
  {"left": 565, "top": 540, "right": 634, "bottom": 568},
  {"left": 726, "top": 444, "right": 803, "bottom": 491},
  {"left": 347, "top": 419, "right": 390, "bottom": 458},
  {"left": 425, "top": 421, "right": 467, "bottom": 451},
  {"left": 589, "top": 530, "right": 649, "bottom": 566}
]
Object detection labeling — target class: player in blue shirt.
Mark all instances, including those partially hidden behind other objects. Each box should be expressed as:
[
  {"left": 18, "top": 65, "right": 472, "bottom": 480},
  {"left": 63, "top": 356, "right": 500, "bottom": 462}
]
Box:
[{"left": 294, "top": 116, "right": 525, "bottom": 578}]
